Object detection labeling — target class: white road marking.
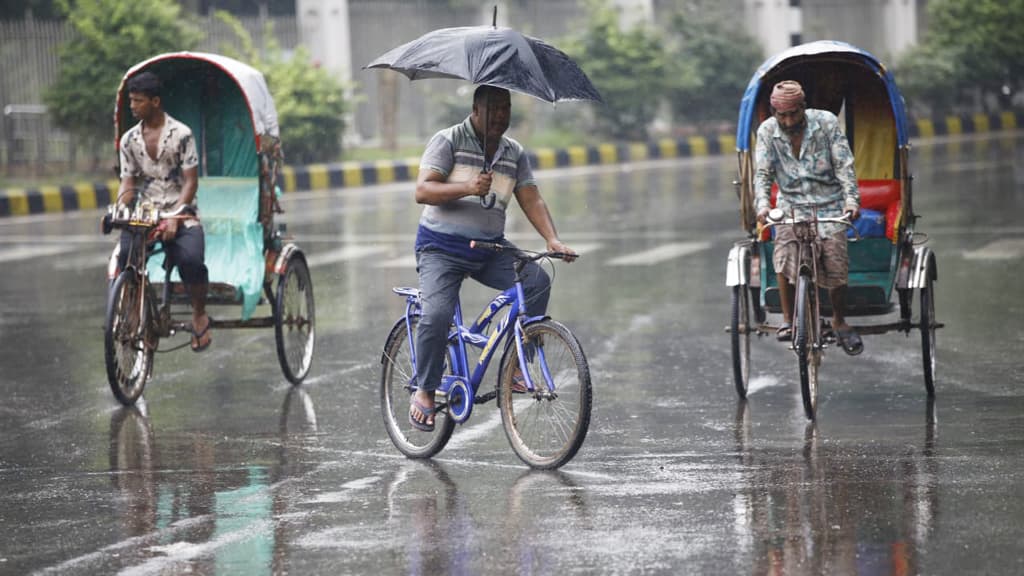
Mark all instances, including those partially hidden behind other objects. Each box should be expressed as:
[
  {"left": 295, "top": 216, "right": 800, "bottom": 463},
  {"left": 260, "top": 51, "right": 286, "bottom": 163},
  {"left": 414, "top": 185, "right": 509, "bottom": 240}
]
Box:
[
  {"left": 51, "top": 251, "right": 111, "bottom": 271},
  {"left": 606, "top": 241, "right": 711, "bottom": 266},
  {"left": 305, "top": 245, "right": 390, "bottom": 267},
  {"left": 963, "top": 239, "right": 1024, "bottom": 260},
  {"left": 0, "top": 244, "right": 77, "bottom": 263},
  {"left": 374, "top": 254, "right": 418, "bottom": 268}
]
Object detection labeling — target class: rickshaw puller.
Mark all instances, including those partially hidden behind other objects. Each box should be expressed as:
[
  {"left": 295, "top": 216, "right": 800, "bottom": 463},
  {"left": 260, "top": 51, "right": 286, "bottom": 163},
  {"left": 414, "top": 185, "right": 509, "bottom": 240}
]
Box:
[
  {"left": 116, "top": 71, "right": 212, "bottom": 352},
  {"left": 754, "top": 80, "right": 863, "bottom": 355}
]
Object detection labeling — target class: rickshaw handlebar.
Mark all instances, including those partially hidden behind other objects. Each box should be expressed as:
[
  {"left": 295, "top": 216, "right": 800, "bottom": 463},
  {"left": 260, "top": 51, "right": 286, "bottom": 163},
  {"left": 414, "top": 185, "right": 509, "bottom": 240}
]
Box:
[
  {"left": 101, "top": 203, "right": 194, "bottom": 235},
  {"left": 761, "top": 208, "right": 860, "bottom": 240}
]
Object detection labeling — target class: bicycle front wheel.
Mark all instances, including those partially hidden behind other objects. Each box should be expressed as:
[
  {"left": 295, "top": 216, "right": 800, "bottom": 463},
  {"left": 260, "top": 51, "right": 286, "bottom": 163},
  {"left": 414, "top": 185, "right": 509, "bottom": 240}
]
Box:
[
  {"left": 920, "top": 273, "right": 936, "bottom": 396},
  {"left": 380, "top": 316, "right": 455, "bottom": 459},
  {"left": 795, "top": 275, "right": 821, "bottom": 420},
  {"left": 730, "top": 285, "right": 752, "bottom": 399},
  {"left": 104, "top": 271, "right": 154, "bottom": 406},
  {"left": 499, "top": 320, "right": 592, "bottom": 469}
]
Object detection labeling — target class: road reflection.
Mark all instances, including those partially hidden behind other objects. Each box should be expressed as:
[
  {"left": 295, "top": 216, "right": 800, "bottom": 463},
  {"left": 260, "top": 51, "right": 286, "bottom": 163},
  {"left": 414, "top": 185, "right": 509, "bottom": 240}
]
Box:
[
  {"left": 732, "top": 400, "right": 938, "bottom": 575},
  {"left": 384, "top": 461, "right": 473, "bottom": 575},
  {"left": 108, "top": 402, "right": 158, "bottom": 538},
  {"left": 381, "top": 461, "right": 592, "bottom": 575},
  {"left": 106, "top": 386, "right": 323, "bottom": 575}
]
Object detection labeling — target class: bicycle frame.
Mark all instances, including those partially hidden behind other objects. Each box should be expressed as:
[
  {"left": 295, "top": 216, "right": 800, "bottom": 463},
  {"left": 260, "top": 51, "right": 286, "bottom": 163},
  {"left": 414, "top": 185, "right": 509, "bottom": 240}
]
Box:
[
  {"left": 401, "top": 280, "right": 552, "bottom": 401},
  {"left": 112, "top": 221, "right": 188, "bottom": 343}
]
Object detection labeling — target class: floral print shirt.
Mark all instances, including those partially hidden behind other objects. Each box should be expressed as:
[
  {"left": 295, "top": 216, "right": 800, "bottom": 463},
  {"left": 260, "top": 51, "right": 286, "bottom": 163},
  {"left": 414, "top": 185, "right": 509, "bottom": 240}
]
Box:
[
  {"left": 119, "top": 113, "right": 199, "bottom": 210},
  {"left": 754, "top": 108, "right": 859, "bottom": 236}
]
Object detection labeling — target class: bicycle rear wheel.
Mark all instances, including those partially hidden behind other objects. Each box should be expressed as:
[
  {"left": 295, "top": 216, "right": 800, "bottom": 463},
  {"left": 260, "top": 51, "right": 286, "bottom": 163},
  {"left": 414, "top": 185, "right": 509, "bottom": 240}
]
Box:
[
  {"left": 499, "top": 320, "right": 592, "bottom": 469},
  {"left": 380, "top": 316, "right": 455, "bottom": 459},
  {"left": 105, "top": 271, "right": 154, "bottom": 406},
  {"left": 795, "top": 275, "right": 821, "bottom": 420}
]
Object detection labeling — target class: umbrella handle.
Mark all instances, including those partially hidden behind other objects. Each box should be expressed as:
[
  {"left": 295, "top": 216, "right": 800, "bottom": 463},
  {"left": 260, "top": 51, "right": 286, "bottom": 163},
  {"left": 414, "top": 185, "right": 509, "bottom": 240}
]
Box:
[{"left": 480, "top": 192, "right": 496, "bottom": 209}]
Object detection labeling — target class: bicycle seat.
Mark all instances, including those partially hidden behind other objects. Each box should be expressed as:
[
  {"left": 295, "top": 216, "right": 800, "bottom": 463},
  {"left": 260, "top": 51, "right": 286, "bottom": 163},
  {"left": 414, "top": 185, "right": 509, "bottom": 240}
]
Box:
[{"left": 392, "top": 287, "right": 420, "bottom": 298}]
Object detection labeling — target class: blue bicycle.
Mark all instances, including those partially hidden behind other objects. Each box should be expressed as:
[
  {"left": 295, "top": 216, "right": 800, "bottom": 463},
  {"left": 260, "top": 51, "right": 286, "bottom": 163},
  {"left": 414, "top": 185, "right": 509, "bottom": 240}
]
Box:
[{"left": 379, "top": 241, "right": 592, "bottom": 469}]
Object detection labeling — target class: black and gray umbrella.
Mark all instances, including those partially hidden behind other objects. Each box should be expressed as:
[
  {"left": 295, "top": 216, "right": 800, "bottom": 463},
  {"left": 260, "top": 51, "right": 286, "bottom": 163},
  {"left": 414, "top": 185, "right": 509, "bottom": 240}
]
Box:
[
  {"left": 365, "top": 10, "right": 602, "bottom": 207},
  {"left": 365, "top": 21, "right": 603, "bottom": 105}
]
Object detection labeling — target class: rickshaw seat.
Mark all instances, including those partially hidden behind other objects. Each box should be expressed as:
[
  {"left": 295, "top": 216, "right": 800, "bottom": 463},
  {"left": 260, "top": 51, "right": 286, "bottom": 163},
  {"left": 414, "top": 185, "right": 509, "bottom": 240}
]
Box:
[
  {"left": 147, "top": 177, "right": 265, "bottom": 320},
  {"left": 760, "top": 179, "right": 901, "bottom": 242}
]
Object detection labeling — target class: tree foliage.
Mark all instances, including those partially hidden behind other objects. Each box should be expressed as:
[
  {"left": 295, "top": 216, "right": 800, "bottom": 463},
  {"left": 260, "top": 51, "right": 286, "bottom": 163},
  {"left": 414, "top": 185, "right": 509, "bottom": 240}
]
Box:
[
  {"left": 563, "top": 0, "right": 670, "bottom": 140},
  {"left": 44, "top": 0, "right": 201, "bottom": 154},
  {"left": 216, "top": 11, "right": 349, "bottom": 164},
  {"left": 664, "top": 2, "right": 763, "bottom": 128},
  {"left": 897, "top": 0, "right": 1024, "bottom": 112}
]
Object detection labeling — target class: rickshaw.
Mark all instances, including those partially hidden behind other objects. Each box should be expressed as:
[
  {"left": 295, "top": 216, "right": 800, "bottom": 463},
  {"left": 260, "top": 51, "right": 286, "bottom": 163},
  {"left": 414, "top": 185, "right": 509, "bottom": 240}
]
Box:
[
  {"left": 102, "top": 52, "right": 316, "bottom": 406},
  {"left": 725, "top": 41, "right": 940, "bottom": 419}
]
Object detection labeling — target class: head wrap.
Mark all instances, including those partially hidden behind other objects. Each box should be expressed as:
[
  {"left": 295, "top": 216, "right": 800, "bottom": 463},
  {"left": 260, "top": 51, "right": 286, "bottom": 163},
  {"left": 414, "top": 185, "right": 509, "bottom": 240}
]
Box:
[{"left": 770, "top": 80, "right": 805, "bottom": 112}]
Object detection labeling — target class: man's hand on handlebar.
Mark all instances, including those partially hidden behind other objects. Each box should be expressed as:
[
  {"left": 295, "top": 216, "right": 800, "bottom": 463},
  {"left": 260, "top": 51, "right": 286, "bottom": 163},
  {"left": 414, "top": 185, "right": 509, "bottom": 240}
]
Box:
[
  {"left": 548, "top": 239, "right": 578, "bottom": 263},
  {"left": 756, "top": 207, "right": 771, "bottom": 224},
  {"left": 161, "top": 218, "right": 179, "bottom": 242},
  {"left": 844, "top": 206, "right": 860, "bottom": 221}
]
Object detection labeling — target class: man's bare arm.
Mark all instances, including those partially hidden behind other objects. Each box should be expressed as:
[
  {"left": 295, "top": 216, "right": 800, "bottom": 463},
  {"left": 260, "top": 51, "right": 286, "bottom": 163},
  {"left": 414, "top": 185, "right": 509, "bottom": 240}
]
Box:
[
  {"left": 415, "top": 168, "right": 489, "bottom": 205},
  {"left": 515, "top": 185, "right": 577, "bottom": 260},
  {"left": 177, "top": 166, "right": 199, "bottom": 207},
  {"left": 117, "top": 175, "right": 136, "bottom": 205}
]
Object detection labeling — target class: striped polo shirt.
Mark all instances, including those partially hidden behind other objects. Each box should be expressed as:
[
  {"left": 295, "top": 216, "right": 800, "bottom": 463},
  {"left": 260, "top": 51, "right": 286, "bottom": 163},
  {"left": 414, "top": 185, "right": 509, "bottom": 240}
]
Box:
[{"left": 416, "top": 116, "right": 536, "bottom": 259}]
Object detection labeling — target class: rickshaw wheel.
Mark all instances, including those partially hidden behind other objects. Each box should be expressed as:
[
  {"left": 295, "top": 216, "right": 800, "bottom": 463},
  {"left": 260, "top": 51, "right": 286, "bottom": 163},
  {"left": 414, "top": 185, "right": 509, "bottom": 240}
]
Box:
[
  {"left": 275, "top": 253, "right": 315, "bottom": 385},
  {"left": 920, "top": 274, "right": 936, "bottom": 396},
  {"left": 105, "top": 271, "right": 153, "bottom": 406},
  {"left": 795, "top": 275, "right": 820, "bottom": 420},
  {"left": 730, "top": 285, "right": 752, "bottom": 399}
]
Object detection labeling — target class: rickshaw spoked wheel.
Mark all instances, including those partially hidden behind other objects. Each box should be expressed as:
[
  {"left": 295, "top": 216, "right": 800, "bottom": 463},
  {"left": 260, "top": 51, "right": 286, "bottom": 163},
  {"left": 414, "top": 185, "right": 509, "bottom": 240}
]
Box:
[
  {"left": 275, "top": 252, "right": 315, "bottom": 385},
  {"left": 920, "top": 273, "right": 936, "bottom": 396},
  {"left": 730, "top": 284, "right": 752, "bottom": 399},
  {"left": 795, "top": 274, "right": 820, "bottom": 420},
  {"left": 105, "top": 271, "right": 154, "bottom": 406}
]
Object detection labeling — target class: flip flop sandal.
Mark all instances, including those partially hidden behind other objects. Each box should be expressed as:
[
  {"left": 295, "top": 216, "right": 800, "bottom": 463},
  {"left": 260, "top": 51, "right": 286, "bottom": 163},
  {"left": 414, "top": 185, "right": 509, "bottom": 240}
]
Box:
[
  {"left": 191, "top": 316, "right": 213, "bottom": 353},
  {"left": 510, "top": 373, "right": 529, "bottom": 394},
  {"left": 837, "top": 327, "right": 864, "bottom": 356},
  {"left": 776, "top": 322, "right": 793, "bottom": 342},
  {"left": 409, "top": 398, "right": 435, "bottom": 432}
]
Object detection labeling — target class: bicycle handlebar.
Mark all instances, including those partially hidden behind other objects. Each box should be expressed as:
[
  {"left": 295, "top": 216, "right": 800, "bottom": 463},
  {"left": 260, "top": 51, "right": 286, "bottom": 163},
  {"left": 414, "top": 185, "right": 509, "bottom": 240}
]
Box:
[
  {"left": 469, "top": 240, "right": 577, "bottom": 262},
  {"left": 762, "top": 208, "right": 860, "bottom": 240},
  {"left": 101, "top": 203, "right": 194, "bottom": 235}
]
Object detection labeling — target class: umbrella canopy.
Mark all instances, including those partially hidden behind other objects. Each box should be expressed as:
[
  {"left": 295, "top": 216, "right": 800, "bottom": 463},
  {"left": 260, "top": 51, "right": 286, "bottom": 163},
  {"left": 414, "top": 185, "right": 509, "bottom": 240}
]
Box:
[{"left": 365, "top": 25, "right": 603, "bottom": 104}]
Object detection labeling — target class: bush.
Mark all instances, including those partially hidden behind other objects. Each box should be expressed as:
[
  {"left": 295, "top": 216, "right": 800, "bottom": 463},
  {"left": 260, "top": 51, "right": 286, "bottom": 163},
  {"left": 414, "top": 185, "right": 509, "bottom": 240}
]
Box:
[
  {"left": 562, "top": 0, "right": 670, "bottom": 141},
  {"left": 664, "top": 3, "right": 763, "bottom": 128},
  {"left": 216, "top": 11, "right": 350, "bottom": 164},
  {"left": 44, "top": 0, "right": 201, "bottom": 162}
]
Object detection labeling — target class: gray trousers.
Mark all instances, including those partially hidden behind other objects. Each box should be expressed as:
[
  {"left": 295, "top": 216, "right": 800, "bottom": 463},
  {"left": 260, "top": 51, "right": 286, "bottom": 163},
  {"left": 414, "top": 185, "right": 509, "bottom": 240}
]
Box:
[
  {"left": 414, "top": 246, "right": 551, "bottom": 392},
  {"left": 119, "top": 223, "right": 208, "bottom": 285}
]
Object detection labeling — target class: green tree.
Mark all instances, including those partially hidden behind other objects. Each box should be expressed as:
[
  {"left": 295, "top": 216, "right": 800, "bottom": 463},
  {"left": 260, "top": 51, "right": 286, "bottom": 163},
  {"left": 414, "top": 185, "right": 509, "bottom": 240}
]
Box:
[
  {"left": 664, "top": 2, "right": 763, "bottom": 128},
  {"left": 44, "top": 0, "right": 200, "bottom": 162},
  {"left": 563, "top": 0, "right": 670, "bottom": 140},
  {"left": 216, "top": 11, "right": 349, "bottom": 164},
  {"left": 894, "top": 42, "right": 959, "bottom": 117},
  {"left": 898, "top": 0, "right": 1024, "bottom": 112},
  {"left": 928, "top": 0, "right": 1024, "bottom": 108}
]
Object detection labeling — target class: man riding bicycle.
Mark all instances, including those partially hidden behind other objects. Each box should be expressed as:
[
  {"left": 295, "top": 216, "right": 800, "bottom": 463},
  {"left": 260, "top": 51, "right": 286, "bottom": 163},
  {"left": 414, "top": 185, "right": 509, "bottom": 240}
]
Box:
[
  {"left": 116, "top": 71, "right": 211, "bottom": 352},
  {"left": 754, "top": 80, "right": 863, "bottom": 354},
  {"left": 409, "top": 85, "right": 577, "bottom": 431}
]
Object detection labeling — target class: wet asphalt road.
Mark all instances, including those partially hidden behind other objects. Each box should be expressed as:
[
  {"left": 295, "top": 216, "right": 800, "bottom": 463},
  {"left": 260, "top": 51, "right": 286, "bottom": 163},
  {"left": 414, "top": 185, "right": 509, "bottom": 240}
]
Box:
[{"left": 1, "top": 133, "right": 1023, "bottom": 575}]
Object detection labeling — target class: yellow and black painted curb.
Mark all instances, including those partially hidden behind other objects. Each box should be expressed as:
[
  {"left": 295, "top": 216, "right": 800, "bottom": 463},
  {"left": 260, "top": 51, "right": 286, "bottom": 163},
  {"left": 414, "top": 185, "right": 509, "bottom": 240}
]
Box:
[{"left": 2, "top": 110, "right": 1020, "bottom": 218}]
